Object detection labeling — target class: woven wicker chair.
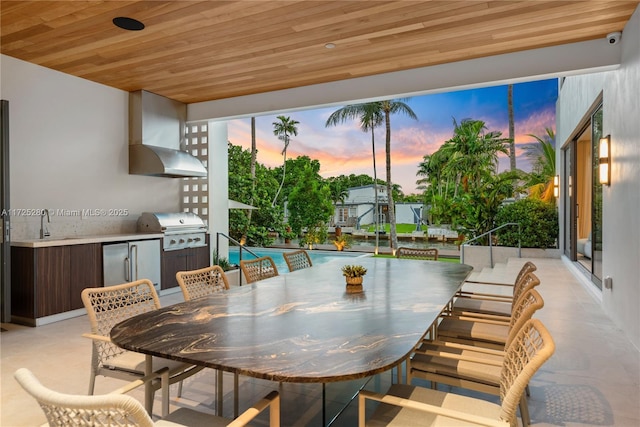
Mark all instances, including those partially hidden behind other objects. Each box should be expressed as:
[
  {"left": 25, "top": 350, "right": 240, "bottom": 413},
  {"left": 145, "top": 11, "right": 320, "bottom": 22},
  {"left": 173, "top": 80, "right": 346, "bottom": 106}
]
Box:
[
  {"left": 14, "top": 367, "right": 280, "bottom": 427},
  {"left": 396, "top": 247, "right": 439, "bottom": 261},
  {"left": 240, "top": 256, "right": 279, "bottom": 284},
  {"left": 176, "top": 265, "right": 229, "bottom": 301},
  {"left": 459, "top": 262, "right": 537, "bottom": 299},
  {"left": 81, "top": 280, "right": 203, "bottom": 413},
  {"left": 176, "top": 265, "right": 233, "bottom": 411},
  {"left": 435, "top": 278, "right": 544, "bottom": 349},
  {"left": 359, "top": 318, "right": 555, "bottom": 427},
  {"left": 282, "top": 250, "right": 313, "bottom": 272},
  {"left": 409, "top": 288, "right": 545, "bottom": 427},
  {"left": 451, "top": 271, "right": 540, "bottom": 319}
]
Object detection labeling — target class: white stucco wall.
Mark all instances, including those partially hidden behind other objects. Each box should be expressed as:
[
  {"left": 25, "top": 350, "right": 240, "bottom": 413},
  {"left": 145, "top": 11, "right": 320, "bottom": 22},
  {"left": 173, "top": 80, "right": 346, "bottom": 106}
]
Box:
[
  {"left": 556, "top": 6, "right": 640, "bottom": 349},
  {"left": 396, "top": 204, "right": 424, "bottom": 224},
  {"left": 602, "top": 6, "right": 640, "bottom": 350},
  {"left": 1, "top": 55, "right": 180, "bottom": 239},
  {"left": 207, "top": 120, "right": 229, "bottom": 259}
]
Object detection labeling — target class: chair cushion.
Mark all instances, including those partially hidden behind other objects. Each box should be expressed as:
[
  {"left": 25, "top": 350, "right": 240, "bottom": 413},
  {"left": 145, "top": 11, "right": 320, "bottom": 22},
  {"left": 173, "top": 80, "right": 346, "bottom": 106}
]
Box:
[
  {"left": 437, "top": 318, "right": 509, "bottom": 345},
  {"left": 155, "top": 408, "right": 230, "bottom": 427},
  {"left": 367, "top": 384, "right": 502, "bottom": 426},
  {"left": 411, "top": 351, "right": 502, "bottom": 385},
  {"left": 106, "top": 352, "right": 190, "bottom": 375},
  {"left": 452, "top": 298, "right": 512, "bottom": 317},
  {"left": 459, "top": 283, "right": 514, "bottom": 297}
]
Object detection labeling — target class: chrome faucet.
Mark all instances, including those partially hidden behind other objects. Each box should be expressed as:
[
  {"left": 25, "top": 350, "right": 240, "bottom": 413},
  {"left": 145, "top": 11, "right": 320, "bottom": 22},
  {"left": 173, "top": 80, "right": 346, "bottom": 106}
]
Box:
[{"left": 40, "top": 209, "right": 50, "bottom": 239}]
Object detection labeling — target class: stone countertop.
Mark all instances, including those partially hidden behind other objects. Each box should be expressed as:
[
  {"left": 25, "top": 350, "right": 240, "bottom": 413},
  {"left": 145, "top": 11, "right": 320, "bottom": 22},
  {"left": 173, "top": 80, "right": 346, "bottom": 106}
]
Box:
[
  {"left": 10, "top": 233, "right": 164, "bottom": 248},
  {"left": 112, "top": 258, "right": 472, "bottom": 383}
]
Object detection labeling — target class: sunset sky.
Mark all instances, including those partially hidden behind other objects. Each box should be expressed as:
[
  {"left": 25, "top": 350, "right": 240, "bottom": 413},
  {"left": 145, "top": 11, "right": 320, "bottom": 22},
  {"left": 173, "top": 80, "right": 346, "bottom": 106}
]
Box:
[{"left": 228, "top": 79, "right": 558, "bottom": 194}]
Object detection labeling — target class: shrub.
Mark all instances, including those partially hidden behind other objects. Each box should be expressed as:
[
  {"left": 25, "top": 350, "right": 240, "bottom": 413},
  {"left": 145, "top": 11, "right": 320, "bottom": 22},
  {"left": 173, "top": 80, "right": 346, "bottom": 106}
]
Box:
[
  {"left": 212, "top": 250, "right": 234, "bottom": 271},
  {"left": 495, "top": 198, "right": 558, "bottom": 248}
]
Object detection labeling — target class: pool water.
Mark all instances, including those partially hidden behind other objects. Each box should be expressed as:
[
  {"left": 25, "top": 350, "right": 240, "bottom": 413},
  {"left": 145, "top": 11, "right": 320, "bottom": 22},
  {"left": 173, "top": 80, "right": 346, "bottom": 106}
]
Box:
[{"left": 228, "top": 247, "right": 367, "bottom": 272}]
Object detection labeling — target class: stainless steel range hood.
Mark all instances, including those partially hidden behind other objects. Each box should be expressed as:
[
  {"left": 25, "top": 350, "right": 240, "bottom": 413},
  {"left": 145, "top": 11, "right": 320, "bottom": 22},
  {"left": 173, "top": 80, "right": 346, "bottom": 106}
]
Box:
[{"left": 129, "top": 90, "right": 207, "bottom": 178}]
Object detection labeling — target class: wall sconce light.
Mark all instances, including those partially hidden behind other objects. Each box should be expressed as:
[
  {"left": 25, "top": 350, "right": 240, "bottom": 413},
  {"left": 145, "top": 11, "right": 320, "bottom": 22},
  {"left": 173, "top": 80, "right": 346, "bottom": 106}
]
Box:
[
  {"left": 553, "top": 175, "right": 559, "bottom": 198},
  {"left": 568, "top": 175, "right": 572, "bottom": 197},
  {"left": 599, "top": 135, "right": 611, "bottom": 185}
]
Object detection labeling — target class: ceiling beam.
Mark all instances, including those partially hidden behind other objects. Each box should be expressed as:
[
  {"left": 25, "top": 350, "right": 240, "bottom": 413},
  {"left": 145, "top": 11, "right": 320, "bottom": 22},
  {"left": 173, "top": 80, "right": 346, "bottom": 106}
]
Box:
[{"left": 189, "top": 38, "right": 621, "bottom": 122}]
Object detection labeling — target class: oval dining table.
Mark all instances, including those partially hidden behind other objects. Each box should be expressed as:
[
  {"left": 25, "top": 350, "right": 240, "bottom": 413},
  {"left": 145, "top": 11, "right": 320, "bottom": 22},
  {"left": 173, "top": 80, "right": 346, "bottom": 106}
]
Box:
[{"left": 111, "top": 256, "right": 472, "bottom": 424}]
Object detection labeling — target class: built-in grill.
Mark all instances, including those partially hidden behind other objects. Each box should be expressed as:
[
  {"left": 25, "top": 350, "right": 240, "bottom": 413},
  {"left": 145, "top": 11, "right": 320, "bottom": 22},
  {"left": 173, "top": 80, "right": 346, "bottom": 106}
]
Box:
[{"left": 137, "top": 212, "right": 207, "bottom": 251}]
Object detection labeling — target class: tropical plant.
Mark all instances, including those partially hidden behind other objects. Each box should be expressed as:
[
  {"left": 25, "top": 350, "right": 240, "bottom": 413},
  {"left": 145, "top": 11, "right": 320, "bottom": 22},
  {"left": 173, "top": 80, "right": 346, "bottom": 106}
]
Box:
[
  {"left": 452, "top": 170, "right": 519, "bottom": 241},
  {"left": 507, "top": 84, "right": 516, "bottom": 171},
  {"left": 301, "top": 224, "right": 328, "bottom": 248},
  {"left": 441, "top": 118, "right": 510, "bottom": 194},
  {"left": 281, "top": 229, "right": 297, "bottom": 243},
  {"left": 523, "top": 128, "right": 556, "bottom": 204},
  {"left": 333, "top": 234, "right": 352, "bottom": 251},
  {"left": 272, "top": 115, "right": 299, "bottom": 206},
  {"left": 495, "top": 198, "right": 558, "bottom": 248},
  {"left": 418, "top": 118, "right": 517, "bottom": 239},
  {"left": 271, "top": 156, "right": 323, "bottom": 213},
  {"left": 212, "top": 250, "right": 234, "bottom": 271},
  {"left": 287, "top": 164, "right": 334, "bottom": 236},
  {"left": 380, "top": 99, "right": 418, "bottom": 251},
  {"left": 327, "top": 179, "right": 348, "bottom": 206},
  {"left": 227, "top": 143, "right": 281, "bottom": 246},
  {"left": 341, "top": 264, "right": 367, "bottom": 278},
  {"left": 326, "top": 102, "right": 384, "bottom": 248},
  {"left": 247, "top": 116, "right": 257, "bottom": 226}
]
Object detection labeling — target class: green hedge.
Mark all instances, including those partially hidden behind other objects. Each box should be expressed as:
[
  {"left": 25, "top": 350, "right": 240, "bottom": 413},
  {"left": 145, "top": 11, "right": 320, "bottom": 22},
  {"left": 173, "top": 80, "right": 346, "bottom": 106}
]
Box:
[{"left": 495, "top": 199, "right": 558, "bottom": 248}]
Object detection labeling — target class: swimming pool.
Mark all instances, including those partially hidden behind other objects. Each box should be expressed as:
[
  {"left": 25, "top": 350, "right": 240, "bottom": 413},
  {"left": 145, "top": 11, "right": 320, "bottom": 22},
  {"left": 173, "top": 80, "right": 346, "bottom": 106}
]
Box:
[{"left": 228, "top": 247, "right": 367, "bottom": 272}]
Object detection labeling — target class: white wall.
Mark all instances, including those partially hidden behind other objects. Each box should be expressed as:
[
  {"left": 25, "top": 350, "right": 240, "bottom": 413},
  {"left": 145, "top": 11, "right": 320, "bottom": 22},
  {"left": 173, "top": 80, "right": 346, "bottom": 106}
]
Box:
[
  {"left": 396, "top": 204, "right": 424, "bottom": 224},
  {"left": 207, "top": 121, "right": 229, "bottom": 258},
  {"left": 556, "top": 5, "right": 640, "bottom": 349},
  {"left": 602, "top": 6, "right": 640, "bottom": 350},
  {"left": 1, "top": 55, "right": 180, "bottom": 239}
]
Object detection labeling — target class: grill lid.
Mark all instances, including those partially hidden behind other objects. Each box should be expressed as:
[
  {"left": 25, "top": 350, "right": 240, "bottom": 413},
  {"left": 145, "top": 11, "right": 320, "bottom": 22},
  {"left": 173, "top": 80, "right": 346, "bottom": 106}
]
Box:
[{"left": 137, "top": 212, "right": 206, "bottom": 233}]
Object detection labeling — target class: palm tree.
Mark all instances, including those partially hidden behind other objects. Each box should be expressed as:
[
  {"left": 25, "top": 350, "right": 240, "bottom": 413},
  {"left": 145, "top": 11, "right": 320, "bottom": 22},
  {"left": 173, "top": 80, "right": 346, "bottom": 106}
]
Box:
[
  {"left": 325, "top": 103, "right": 384, "bottom": 252},
  {"left": 524, "top": 128, "right": 556, "bottom": 203},
  {"left": 328, "top": 179, "right": 349, "bottom": 206},
  {"left": 247, "top": 116, "right": 257, "bottom": 226},
  {"left": 442, "top": 118, "right": 510, "bottom": 194},
  {"left": 380, "top": 99, "right": 418, "bottom": 252},
  {"left": 508, "top": 84, "right": 516, "bottom": 171},
  {"left": 271, "top": 115, "right": 299, "bottom": 206}
]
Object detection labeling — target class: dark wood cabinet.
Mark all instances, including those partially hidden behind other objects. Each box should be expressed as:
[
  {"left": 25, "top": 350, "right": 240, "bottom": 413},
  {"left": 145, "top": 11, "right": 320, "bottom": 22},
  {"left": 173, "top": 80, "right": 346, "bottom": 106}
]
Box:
[
  {"left": 191, "top": 244, "right": 210, "bottom": 269},
  {"left": 11, "top": 243, "right": 102, "bottom": 324},
  {"left": 69, "top": 244, "right": 102, "bottom": 310},
  {"left": 161, "top": 238, "right": 210, "bottom": 290},
  {"left": 11, "top": 246, "right": 36, "bottom": 320},
  {"left": 161, "top": 249, "right": 189, "bottom": 290},
  {"left": 35, "top": 246, "right": 71, "bottom": 317}
]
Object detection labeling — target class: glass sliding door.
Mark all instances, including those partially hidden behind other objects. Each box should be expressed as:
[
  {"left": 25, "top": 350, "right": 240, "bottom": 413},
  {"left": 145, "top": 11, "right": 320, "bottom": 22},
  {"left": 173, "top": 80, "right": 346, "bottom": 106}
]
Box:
[
  {"left": 564, "top": 103, "right": 603, "bottom": 289},
  {"left": 591, "top": 107, "right": 603, "bottom": 286},
  {"left": 563, "top": 144, "right": 575, "bottom": 260}
]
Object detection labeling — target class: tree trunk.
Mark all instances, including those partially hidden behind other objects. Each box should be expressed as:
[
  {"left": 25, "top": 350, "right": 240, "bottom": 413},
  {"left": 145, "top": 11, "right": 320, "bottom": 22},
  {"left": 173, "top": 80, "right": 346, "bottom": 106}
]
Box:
[
  {"left": 248, "top": 117, "right": 256, "bottom": 225},
  {"left": 384, "top": 111, "right": 398, "bottom": 251},
  {"left": 371, "top": 127, "right": 380, "bottom": 253},
  {"left": 272, "top": 135, "right": 287, "bottom": 206},
  {"left": 508, "top": 84, "right": 516, "bottom": 171}
]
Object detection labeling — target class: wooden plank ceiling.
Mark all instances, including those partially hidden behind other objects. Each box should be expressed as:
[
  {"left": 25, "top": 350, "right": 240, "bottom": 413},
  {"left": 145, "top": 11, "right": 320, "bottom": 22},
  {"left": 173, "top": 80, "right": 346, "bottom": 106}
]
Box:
[{"left": 1, "top": 1, "right": 638, "bottom": 104}]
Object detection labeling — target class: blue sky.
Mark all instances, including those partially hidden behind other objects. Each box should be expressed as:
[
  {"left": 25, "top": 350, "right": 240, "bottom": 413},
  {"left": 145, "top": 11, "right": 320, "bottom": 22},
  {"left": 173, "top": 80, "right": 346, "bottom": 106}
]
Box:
[{"left": 228, "top": 79, "right": 558, "bottom": 194}]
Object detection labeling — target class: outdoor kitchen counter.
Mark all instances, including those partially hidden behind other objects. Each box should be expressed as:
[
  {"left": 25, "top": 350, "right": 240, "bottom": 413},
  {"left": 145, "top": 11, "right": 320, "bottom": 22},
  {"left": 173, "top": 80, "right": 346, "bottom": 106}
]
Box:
[{"left": 10, "top": 233, "right": 164, "bottom": 248}]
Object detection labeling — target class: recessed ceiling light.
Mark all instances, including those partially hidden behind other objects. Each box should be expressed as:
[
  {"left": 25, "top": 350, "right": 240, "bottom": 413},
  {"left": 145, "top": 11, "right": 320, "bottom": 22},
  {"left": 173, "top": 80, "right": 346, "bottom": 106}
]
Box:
[
  {"left": 113, "top": 17, "right": 145, "bottom": 31},
  {"left": 325, "top": 43, "right": 336, "bottom": 49}
]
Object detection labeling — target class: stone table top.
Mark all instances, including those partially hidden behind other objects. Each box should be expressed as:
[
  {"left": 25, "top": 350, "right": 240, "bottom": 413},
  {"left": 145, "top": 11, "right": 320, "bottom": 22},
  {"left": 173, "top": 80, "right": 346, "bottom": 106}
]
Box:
[{"left": 111, "top": 257, "right": 472, "bottom": 383}]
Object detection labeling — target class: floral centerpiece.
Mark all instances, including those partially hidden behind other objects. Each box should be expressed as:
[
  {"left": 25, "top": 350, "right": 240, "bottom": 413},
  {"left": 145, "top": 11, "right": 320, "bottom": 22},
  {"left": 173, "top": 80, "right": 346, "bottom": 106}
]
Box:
[{"left": 341, "top": 264, "right": 367, "bottom": 292}]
